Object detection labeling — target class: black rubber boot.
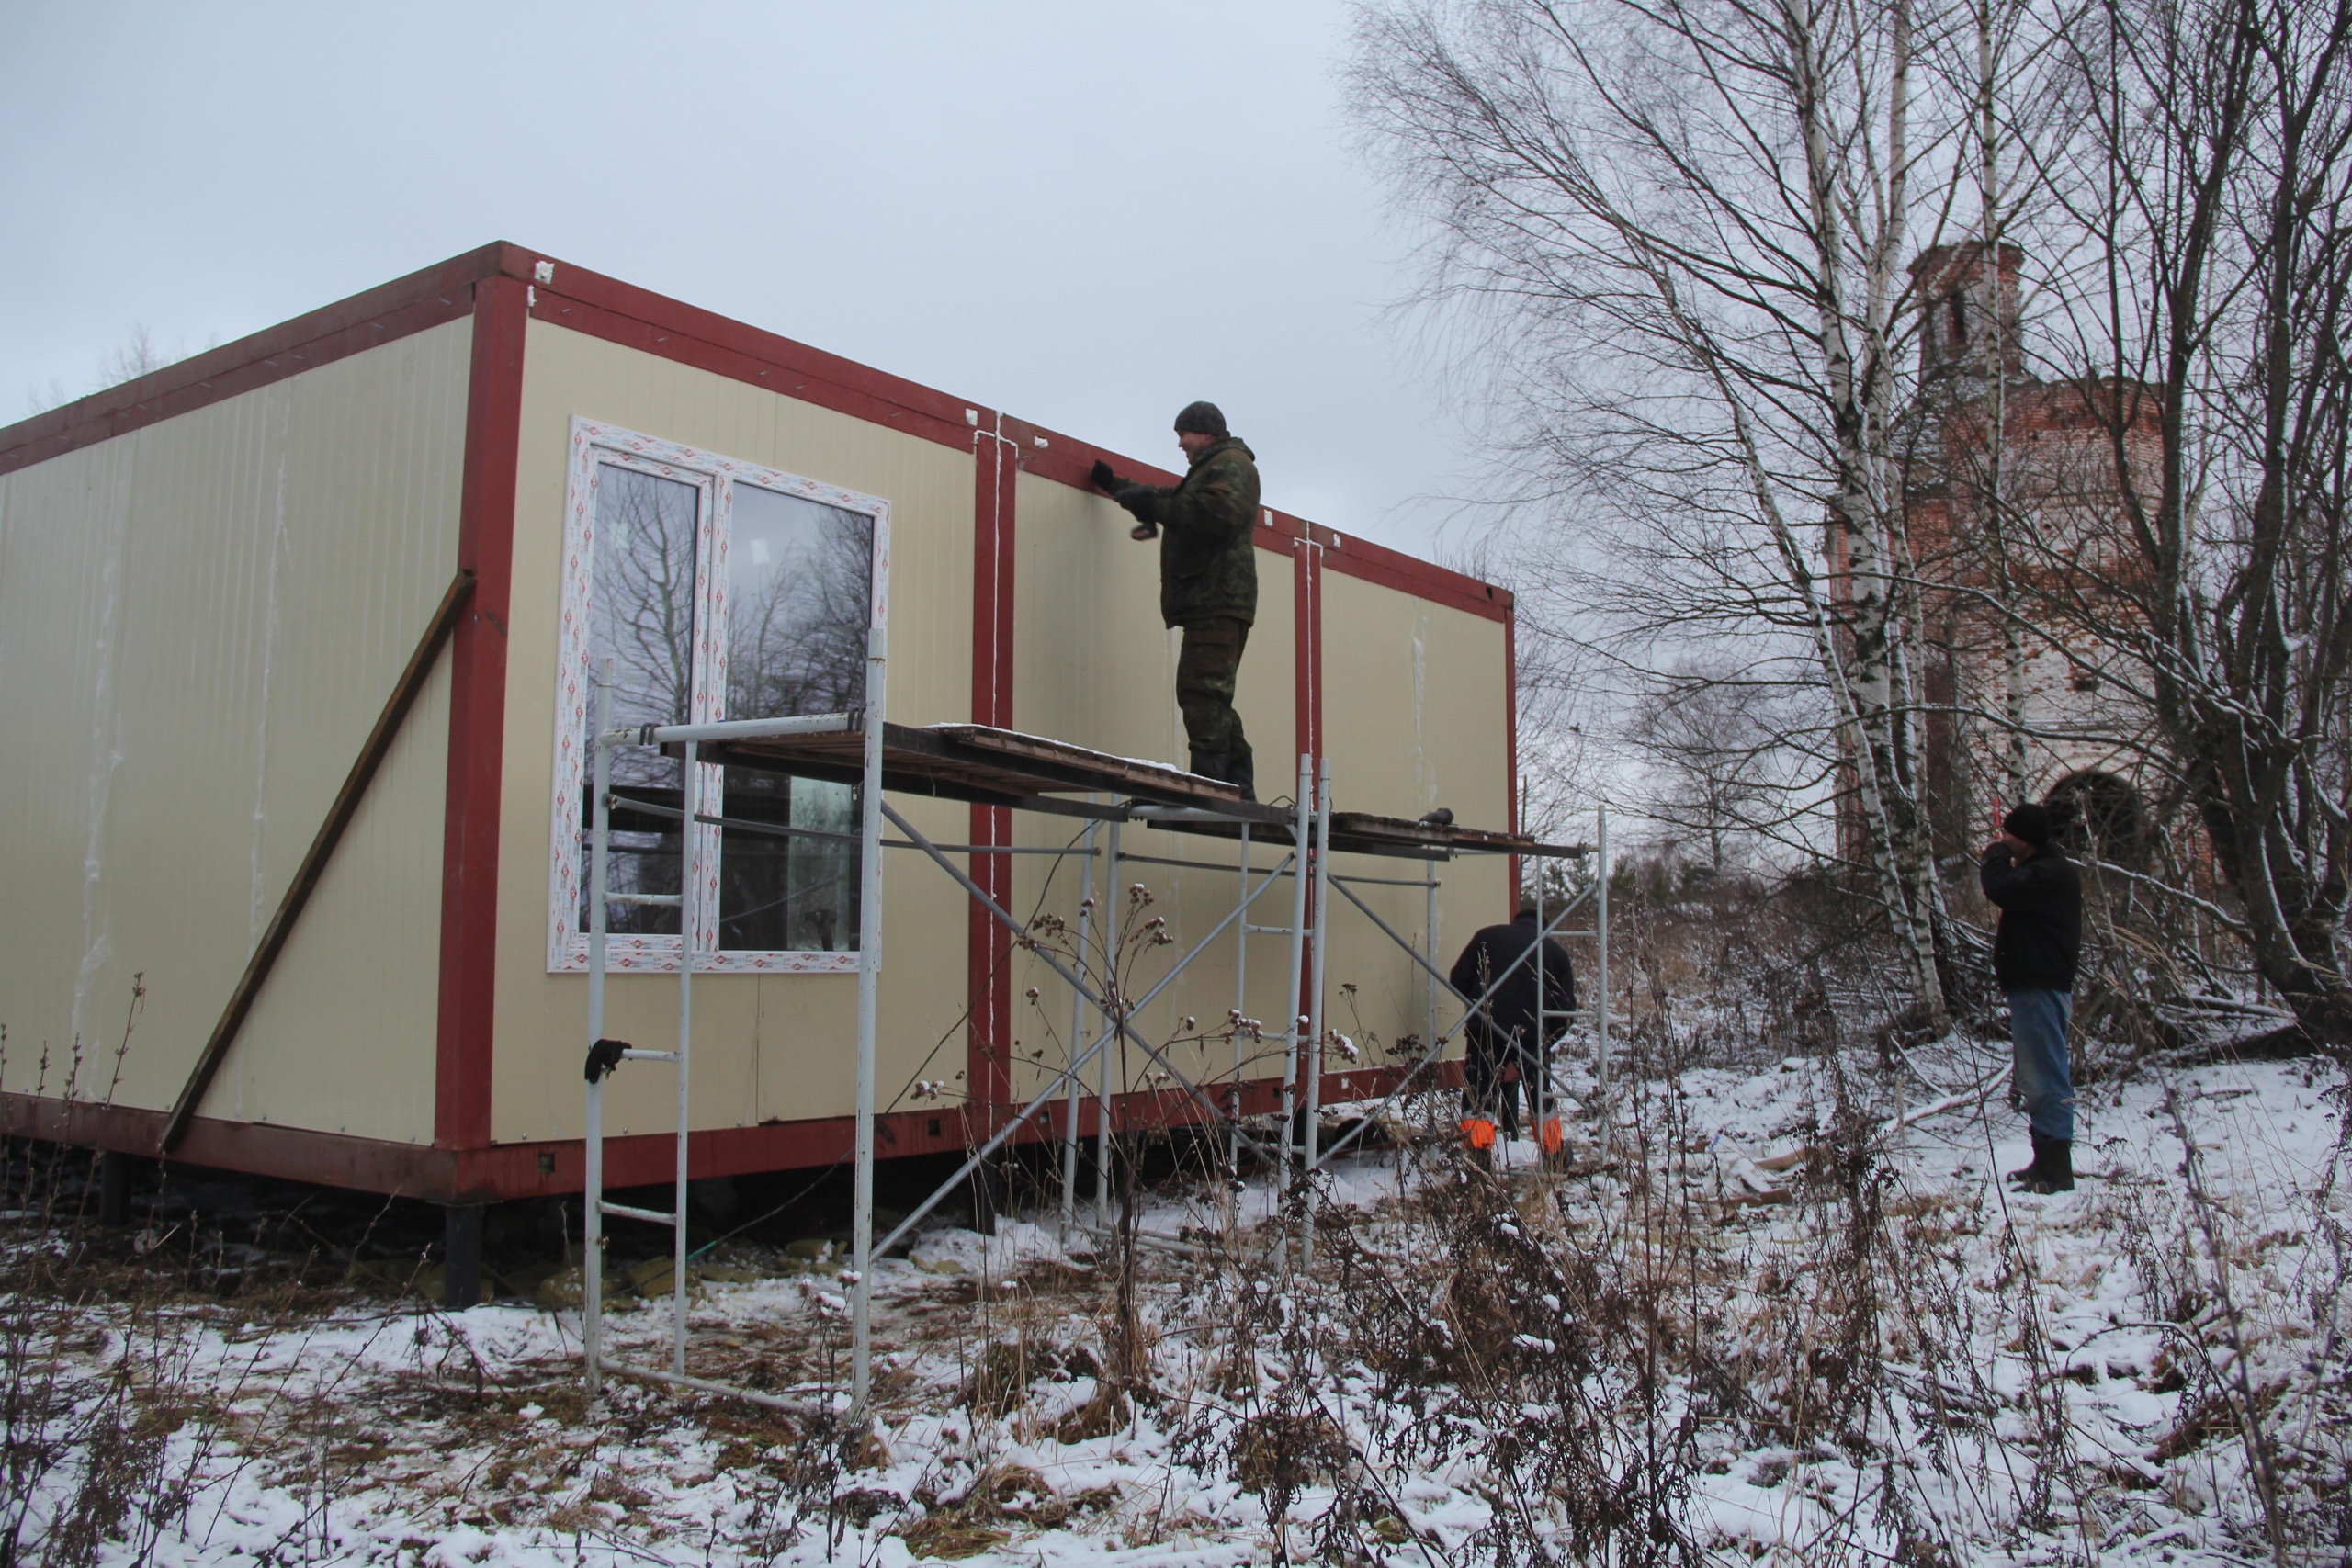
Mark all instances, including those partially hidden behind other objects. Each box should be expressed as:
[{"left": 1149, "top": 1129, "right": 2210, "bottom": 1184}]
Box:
[
  {"left": 2020, "top": 1139, "right": 2075, "bottom": 1194},
  {"left": 1187, "top": 749, "right": 1226, "bottom": 784},
  {"left": 1227, "top": 750, "right": 1255, "bottom": 802},
  {"left": 2007, "top": 1134, "right": 2050, "bottom": 1187}
]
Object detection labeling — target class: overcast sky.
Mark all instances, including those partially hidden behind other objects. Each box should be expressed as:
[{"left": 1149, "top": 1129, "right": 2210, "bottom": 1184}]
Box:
[{"left": 0, "top": 2, "right": 1485, "bottom": 558}]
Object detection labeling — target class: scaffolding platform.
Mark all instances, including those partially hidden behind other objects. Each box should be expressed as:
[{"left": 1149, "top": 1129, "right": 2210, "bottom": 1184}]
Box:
[{"left": 680, "top": 716, "right": 1579, "bottom": 860}]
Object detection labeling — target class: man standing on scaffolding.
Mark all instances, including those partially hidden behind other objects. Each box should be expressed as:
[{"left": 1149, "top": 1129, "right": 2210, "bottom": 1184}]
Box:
[
  {"left": 1090, "top": 401, "right": 1260, "bottom": 800},
  {"left": 1450, "top": 898, "right": 1577, "bottom": 1160}
]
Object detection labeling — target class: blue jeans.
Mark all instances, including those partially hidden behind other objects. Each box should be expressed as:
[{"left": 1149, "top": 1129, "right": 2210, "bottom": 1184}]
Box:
[{"left": 2007, "top": 988, "right": 2075, "bottom": 1142}]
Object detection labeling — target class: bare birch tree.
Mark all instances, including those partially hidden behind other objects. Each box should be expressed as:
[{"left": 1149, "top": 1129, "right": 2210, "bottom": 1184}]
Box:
[
  {"left": 1349, "top": 0, "right": 1982, "bottom": 1020},
  {"left": 1632, "top": 656, "right": 1806, "bottom": 873},
  {"left": 2009, "top": 0, "right": 2352, "bottom": 1041}
]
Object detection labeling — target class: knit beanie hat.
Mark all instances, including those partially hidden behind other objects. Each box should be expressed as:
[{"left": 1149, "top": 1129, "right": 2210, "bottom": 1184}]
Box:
[
  {"left": 1173, "top": 400, "right": 1227, "bottom": 436},
  {"left": 2003, "top": 802, "right": 2053, "bottom": 847}
]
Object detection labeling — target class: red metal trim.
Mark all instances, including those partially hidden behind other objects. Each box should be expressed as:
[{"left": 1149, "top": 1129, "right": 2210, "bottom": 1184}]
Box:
[
  {"left": 5, "top": 1093, "right": 479, "bottom": 1202},
  {"left": 6, "top": 1064, "right": 1432, "bottom": 1206},
  {"left": 0, "top": 249, "right": 507, "bottom": 479},
  {"left": 1317, "top": 529, "right": 1511, "bottom": 624},
  {"left": 987, "top": 429, "right": 1507, "bottom": 620},
  {"left": 522, "top": 275, "right": 978, "bottom": 452},
  {"left": 964, "top": 426, "right": 1019, "bottom": 1126},
  {"left": 435, "top": 276, "right": 527, "bottom": 1152}
]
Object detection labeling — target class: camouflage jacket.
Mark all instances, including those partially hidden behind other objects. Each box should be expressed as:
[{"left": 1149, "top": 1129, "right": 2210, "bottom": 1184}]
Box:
[{"left": 1128, "top": 436, "right": 1261, "bottom": 627}]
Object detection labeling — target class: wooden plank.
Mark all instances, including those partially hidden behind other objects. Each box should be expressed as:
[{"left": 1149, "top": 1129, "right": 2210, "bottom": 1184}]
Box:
[
  {"left": 932, "top": 725, "right": 1243, "bottom": 803},
  {"left": 159, "top": 570, "right": 477, "bottom": 1156},
  {"left": 696, "top": 718, "right": 1564, "bottom": 858}
]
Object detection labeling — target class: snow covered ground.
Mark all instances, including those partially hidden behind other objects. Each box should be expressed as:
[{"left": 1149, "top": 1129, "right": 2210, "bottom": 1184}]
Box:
[{"left": 5, "top": 1042, "right": 2344, "bottom": 1565}]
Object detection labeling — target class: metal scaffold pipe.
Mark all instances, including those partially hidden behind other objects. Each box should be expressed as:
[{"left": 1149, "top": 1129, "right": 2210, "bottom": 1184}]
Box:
[
  {"left": 1060, "top": 810, "right": 1098, "bottom": 1240},
  {"left": 1597, "top": 802, "right": 1611, "bottom": 1164},
  {"left": 1278, "top": 754, "right": 1312, "bottom": 1205},
  {"left": 1094, "top": 822, "right": 1120, "bottom": 1232},
  {"left": 1300, "top": 758, "right": 1334, "bottom": 1266},
  {"left": 673, "top": 740, "right": 697, "bottom": 1376},
  {"left": 1298, "top": 751, "right": 1336, "bottom": 1170},
  {"left": 1230, "top": 820, "right": 1250, "bottom": 1187},
  {"left": 1424, "top": 858, "right": 1439, "bottom": 1068},
  {"left": 849, "top": 626, "right": 888, "bottom": 1416},
  {"left": 583, "top": 662, "right": 613, "bottom": 1397}
]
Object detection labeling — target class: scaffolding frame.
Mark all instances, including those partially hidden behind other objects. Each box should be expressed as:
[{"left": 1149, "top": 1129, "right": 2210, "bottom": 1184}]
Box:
[{"left": 578, "top": 660, "right": 1606, "bottom": 1417}]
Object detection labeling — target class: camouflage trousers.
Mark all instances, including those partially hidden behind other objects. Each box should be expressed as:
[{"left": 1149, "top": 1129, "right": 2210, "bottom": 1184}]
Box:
[{"left": 1175, "top": 616, "right": 1252, "bottom": 769}]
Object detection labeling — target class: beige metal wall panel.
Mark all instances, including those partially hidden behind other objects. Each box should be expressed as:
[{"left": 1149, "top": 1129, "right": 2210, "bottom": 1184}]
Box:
[
  {"left": 1005, "top": 472, "right": 1302, "bottom": 1103},
  {"left": 0, "top": 320, "right": 472, "bottom": 1139},
  {"left": 494, "top": 322, "right": 977, "bottom": 1143},
  {"left": 1317, "top": 570, "right": 1514, "bottom": 1068},
  {"left": 1008, "top": 471, "right": 1295, "bottom": 763}
]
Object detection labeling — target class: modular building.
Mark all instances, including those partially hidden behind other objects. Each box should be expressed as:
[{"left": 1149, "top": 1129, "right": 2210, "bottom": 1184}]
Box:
[{"left": 0, "top": 243, "right": 1517, "bottom": 1208}]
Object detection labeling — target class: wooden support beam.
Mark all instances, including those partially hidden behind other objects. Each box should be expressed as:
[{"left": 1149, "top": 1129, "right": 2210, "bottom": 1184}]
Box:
[{"left": 159, "top": 569, "right": 476, "bottom": 1155}]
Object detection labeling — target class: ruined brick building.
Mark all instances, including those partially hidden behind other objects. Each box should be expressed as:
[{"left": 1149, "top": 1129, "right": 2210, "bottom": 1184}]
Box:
[{"left": 1849, "top": 243, "right": 2168, "bottom": 883}]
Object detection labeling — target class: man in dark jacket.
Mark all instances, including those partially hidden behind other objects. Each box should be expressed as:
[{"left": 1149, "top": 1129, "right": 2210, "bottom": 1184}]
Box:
[
  {"left": 1090, "top": 402, "right": 1260, "bottom": 798},
  {"left": 1450, "top": 900, "right": 1577, "bottom": 1155},
  {"left": 1980, "top": 801, "right": 2084, "bottom": 1193}
]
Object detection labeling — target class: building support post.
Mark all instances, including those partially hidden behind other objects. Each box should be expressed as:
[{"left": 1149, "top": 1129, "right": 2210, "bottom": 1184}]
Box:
[
  {"left": 97, "top": 1151, "right": 133, "bottom": 1227},
  {"left": 443, "top": 1202, "right": 484, "bottom": 1310}
]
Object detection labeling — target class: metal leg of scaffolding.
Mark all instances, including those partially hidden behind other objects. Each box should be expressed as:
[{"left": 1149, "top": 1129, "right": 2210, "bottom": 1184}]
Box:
[
  {"left": 1059, "top": 811, "right": 1097, "bottom": 1242},
  {"left": 1094, "top": 821, "right": 1120, "bottom": 1232},
  {"left": 1424, "top": 858, "right": 1440, "bottom": 1067},
  {"left": 671, "top": 738, "right": 696, "bottom": 1375},
  {"left": 1278, "top": 755, "right": 1312, "bottom": 1202},
  {"left": 848, "top": 627, "right": 888, "bottom": 1413},
  {"left": 582, "top": 667, "right": 612, "bottom": 1398},
  {"left": 1596, "top": 802, "right": 1611, "bottom": 1164},
  {"left": 1230, "top": 821, "right": 1250, "bottom": 1187}
]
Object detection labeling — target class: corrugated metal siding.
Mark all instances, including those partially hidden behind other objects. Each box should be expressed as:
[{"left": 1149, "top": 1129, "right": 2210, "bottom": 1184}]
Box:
[
  {"left": 1317, "top": 570, "right": 1513, "bottom": 1066},
  {"left": 0, "top": 319, "right": 471, "bottom": 1140},
  {"left": 494, "top": 321, "right": 978, "bottom": 1143},
  {"left": 1004, "top": 473, "right": 1304, "bottom": 1100}
]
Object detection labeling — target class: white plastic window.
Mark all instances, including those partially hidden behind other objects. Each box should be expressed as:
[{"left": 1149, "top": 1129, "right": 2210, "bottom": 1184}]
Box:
[{"left": 547, "top": 418, "right": 889, "bottom": 974}]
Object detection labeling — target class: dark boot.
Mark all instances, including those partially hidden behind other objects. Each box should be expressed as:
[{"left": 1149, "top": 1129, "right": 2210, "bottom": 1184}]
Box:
[
  {"left": 1227, "top": 750, "right": 1255, "bottom": 802},
  {"left": 1187, "top": 749, "right": 1226, "bottom": 784},
  {"left": 2007, "top": 1134, "right": 2049, "bottom": 1187},
  {"left": 2019, "top": 1138, "right": 2075, "bottom": 1194}
]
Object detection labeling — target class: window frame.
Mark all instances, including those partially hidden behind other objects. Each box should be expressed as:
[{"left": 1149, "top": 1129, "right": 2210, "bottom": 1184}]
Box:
[{"left": 546, "top": 416, "right": 891, "bottom": 975}]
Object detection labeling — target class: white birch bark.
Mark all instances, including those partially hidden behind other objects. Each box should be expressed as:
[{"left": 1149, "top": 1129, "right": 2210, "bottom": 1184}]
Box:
[{"left": 1791, "top": 0, "right": 1949, "bottom": 1014}]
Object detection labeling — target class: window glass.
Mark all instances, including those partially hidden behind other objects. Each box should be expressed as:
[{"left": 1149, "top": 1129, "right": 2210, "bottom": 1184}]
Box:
[
  {"left": 581, "top": 464, "right": 700, "bottom": 938},
  {"left": 725, "top": 485, "right": 872, "bottom": 718},
  {"left": 718, "top": 485, "right": 873, "bottom": 952}
]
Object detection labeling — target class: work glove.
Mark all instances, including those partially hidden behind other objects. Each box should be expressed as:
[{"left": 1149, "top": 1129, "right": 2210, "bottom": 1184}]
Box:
[
  {"left": 1114, "top": 484, "right": 1159, "bottom": 540},
  {"left": 1090, "top": 458, "right": 1121, "bottom": 491}
]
